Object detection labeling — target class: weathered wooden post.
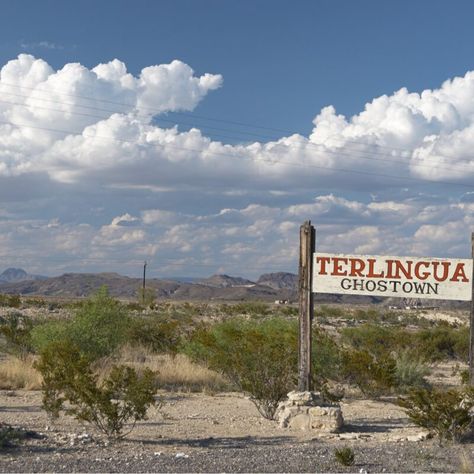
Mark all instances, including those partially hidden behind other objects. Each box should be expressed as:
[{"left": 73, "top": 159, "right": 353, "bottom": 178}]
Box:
[
  {"left": 469, "top": 232, "right": 474, "bottom": 384},
  {"left": 298, "top": 220, "right": 315, "bottom": 391}
]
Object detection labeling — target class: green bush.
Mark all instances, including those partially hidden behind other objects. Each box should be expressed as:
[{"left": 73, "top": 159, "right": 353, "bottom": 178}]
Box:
[
  {"left": 31, "top": 287, "right": 131, "bottom": 360},
  {"left": 137, "top": 287, "right": 156, "bottom": 308},
  {"left": 341, "top": 324, "right": 407, "bottom": 358},
  {"left": 341, "top": 348, "right": 396, "bottom": 397},
  {"left": 398, "top": 387, "right": 474, "bottom": 442},
  {"left": 412, "top": 326, "right": 469, "bottom": 362},
  {"left": 219, "top": 302, "right": 270, "bottom": 317},
  {"left": 35, "top": 340, "right": 157, "bottom": 439},
  {"left": 334, "top": 446, "right": 355, "bottom": 466},
  {"left": 341, "top": 322, "right": 469, "bottom": 365},
  {"left": 393, "top": 349, "right": 431, "bottom": 393},
  {"left": 318, "top": 305, "right": 345, "bottom": 318},
  {"left": 311, "top": 327, "right": 342, "bottom": 383},
  {"left": 0, "top": 294, "right": 21, "bottom": 308},
  {"left": 24, "top": 297, "right": 48, "bottom": 308},
  {"left": 127, "top": 317, "right": 182, "bottom": 354},
  {"left": 0, "top": 312, "right": 34, "bottom": 357},
  {"left": 183, "top": 318, "right": 297, "bottom": 419},
  {"left": 30, "top": 319, "right": 69, "bottom": 354}
]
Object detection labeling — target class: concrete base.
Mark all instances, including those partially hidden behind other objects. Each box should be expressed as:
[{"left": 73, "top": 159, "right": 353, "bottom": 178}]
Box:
[{"left": 276, "top": 391, "right": 343, "bottom": 432}]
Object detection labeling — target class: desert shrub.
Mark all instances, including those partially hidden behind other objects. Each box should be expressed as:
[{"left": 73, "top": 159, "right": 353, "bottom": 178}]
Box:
[
  {"left": 158, "top": 303, "right": 198, "bottom": 324},
  {"left": 393, "top": 349, "right": 431, "bottom": 393},
  {"left": 311, "top": 328, "right": 342, "bottom": 383},
  {"left": 318, "top": 305, "right": 345, "bottom": 318},
  {"left": 0, "top": 294, "right": 21, "bottom": 308},
  {"left": 137, "top": 287, "right": 156, "bottom": 308},
  {"left": 353, "top": 308, "right": 381, "bottom": 321},
  {"left": 125, "top": 301, "right": 144, "bottom": 312},
  {"left": 460, "top": 369, "right": 470, "bottom": 385},
  {"left": 127, "top": 317, "right": 182, "bottom": 354},
  {"left": 412, "top": 325, "right": 469, "bottom": 362},
  {"left": 341, "top": 348, "right": 396, "bottom": 397},
  {"left": 24, "top": 297, "right": 48, "bottom": 308},
  {"left": 30, "top": 319, "right": 69, "bottom": 354},
  {"left": 0, "top": 312, "right": 34, "bottom": 357},
  {"left": 183, "top": 318, "right": 297, "bottom": 419},
  {"left": 219, "top": 302, "right": 270, "bottom": 317},
  {"left": 341, "top": 324, "right": 408, "bottom": 358},
  {"left": 276, "top": 305, "right": 298, "bottom": 317},
  {"left": 398, "top": 387, "right": 474, "bottom": 442},
  {"left": 35, "top": 340, "right": 157, "bottom": 439},
  {"left": 334, "top": 446, "right": 355, "bottom": 466},
  {"left": 342, "top": 322, "right": 469, "bottom": 363},
  {"left": 31, "top": 287, "right": 131, "bottom": 360}
]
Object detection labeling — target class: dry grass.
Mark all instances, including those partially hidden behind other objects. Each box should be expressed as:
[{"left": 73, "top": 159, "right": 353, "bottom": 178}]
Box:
[
  {"left": 0, "top": 342, "right": 230, "bottom": 394},
  {"left": 0, "top": 355, "right": 42, "bottom": 390},
  {"left": 99, "top": 345, "right": 231, "bottom": 393},
  {"left": 458, "top": 450, "right": 474, "bottom": 473}
]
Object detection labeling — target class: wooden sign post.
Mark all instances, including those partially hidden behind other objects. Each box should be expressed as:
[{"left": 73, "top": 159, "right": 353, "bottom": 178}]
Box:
[
  {"left": 300, "top": 222, "right": 474, "bottom": 387},
  {"left": 298, "top": 221, "right": 315, "bottom": 391}
]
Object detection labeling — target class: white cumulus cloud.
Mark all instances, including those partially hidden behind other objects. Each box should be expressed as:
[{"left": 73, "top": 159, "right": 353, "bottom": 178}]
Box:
[{"left": 0, "top": 55, "right": 473, "bottom": 276}]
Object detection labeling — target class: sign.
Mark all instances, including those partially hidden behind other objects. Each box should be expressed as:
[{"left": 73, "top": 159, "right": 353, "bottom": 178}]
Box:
[{"left": 313, "top": 252, "right": 473, "bottom": 301}]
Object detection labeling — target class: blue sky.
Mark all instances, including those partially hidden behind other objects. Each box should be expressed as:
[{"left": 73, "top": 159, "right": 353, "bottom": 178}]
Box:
[
  {"left": 0, "top": 1, "right": 473, "bottom": 278},
  {"left": 3, "top": 0, "right": 474, "bottom": 134}
]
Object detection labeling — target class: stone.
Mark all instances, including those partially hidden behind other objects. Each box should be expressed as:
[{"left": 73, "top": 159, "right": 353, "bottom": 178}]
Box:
[
  {"left": 288, "top": 413, "right": 311, "bottom": 430},
  {"left": 275, "top": 391, "right": 344, "bottom": 433}
]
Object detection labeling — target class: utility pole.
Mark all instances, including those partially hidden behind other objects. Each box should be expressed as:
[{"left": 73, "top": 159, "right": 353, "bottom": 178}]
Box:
[{"left": 142, "top": 261, "right": 147, "bottom": 302}]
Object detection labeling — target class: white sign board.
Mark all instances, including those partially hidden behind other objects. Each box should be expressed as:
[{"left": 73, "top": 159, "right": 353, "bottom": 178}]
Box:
[{"left": 313, "top": 253, "right": 473, "bottom": 301}]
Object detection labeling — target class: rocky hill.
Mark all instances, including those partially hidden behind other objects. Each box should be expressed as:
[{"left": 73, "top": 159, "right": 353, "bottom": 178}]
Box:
[
  {"left": 0, "top": 268, "right": 46, "bottom": 283},
  {"left": 257, "top": 272, "right": 298, "bottom": 290},
  {"left": 0, "top": 271, "right": 296, "bottom": 301},
  {"left": 197, "top": 274, "right": 255, "bottom": 288}
]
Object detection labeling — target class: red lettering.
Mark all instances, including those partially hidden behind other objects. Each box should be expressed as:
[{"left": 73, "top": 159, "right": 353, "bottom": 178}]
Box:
[
  {"left": 433, "top": 261, "right": 450, "bottom": 282},
  {"left": 386, "top": 260, "right": 397, "bottom": 279},
  {"left": 450, "top": 263, "right": 469, "bottom": 282},
  {"left": 349, "top": 258, "right": 365, "bottom": 277},
  {"left": 385, "top": 260, "right": 412, "bottom": 279},
  {"left": 332, "top": 258, "right": 348, "bottom": 276},
  {"left": 414, "top": 261, "right": 430, "bottom": 281},
  {"left": 316, "top": 256, "right": 331, "bottom": 275},
  {"left": 367, "top": 259, "right": 384, "bottom": 278}
]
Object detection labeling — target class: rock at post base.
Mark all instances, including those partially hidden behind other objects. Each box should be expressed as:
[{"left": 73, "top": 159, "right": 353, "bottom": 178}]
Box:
[{"left": 276, "top": 391, "right": 343, "bottom": 432}]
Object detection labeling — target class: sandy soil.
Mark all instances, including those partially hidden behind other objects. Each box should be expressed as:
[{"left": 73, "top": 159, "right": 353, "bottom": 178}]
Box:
[{"left": 1, "top": 388, "right": 472, "bottom": 473}]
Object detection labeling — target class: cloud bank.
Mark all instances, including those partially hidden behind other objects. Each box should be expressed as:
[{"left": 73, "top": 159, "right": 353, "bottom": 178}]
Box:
[{"left": 0, "top": 55, "right": 473, "bottom": 277}]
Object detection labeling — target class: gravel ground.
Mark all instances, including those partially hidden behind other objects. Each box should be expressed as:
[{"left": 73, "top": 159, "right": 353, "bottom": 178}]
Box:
[
  {"left": 1, "top": 435, "right": 471, "bottom": 472},
  {"left": 1, "top": 390, "right": 473, "bottom": 473}
]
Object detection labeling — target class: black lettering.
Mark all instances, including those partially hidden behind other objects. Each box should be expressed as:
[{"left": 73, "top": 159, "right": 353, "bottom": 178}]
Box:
[
  {"left": 365, "top": 280, "right": 376, "bottom": 292},
  {"left": 389, "top": 280, "right": 401, "bottom": 293},
  {"left": 341, "top": 278, "right": 351, "bottom": 290},
  {"left": 353, "top": 279, "right": 364, "bottom": 290},
  {"left": 402, "top": 282, "right": 413, "bottom": 293},
  {"left": 377, "top": 280, "right": 388, "bottom": 292}
]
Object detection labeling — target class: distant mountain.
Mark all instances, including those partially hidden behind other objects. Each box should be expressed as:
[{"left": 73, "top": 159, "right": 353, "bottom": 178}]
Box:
[
  {"left": 0, "top": 268, "right": 46, "bottom": 283},
  {"left": 257, "top": 272, "right": 298, "bottom": 290},
  {"left": 0, "top": 271, "right": 293, "bottom": 301},
  {"left": 197, "top": 274, "right": 256, "bottom": 288},
  {"left": 3, "top": 269, "right": 458, "bottom": 307}
]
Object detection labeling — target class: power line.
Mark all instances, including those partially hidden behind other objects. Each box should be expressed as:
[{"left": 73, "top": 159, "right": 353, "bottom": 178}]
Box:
[
  {"left": 0, "top": 80, "right": 288, "bottom": 134},
  {"left": 0, "top": 117, "right": 473, "bottom": 190},
  {"left": 1, "top": 80, "right": 472, "bottom": 166}
]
